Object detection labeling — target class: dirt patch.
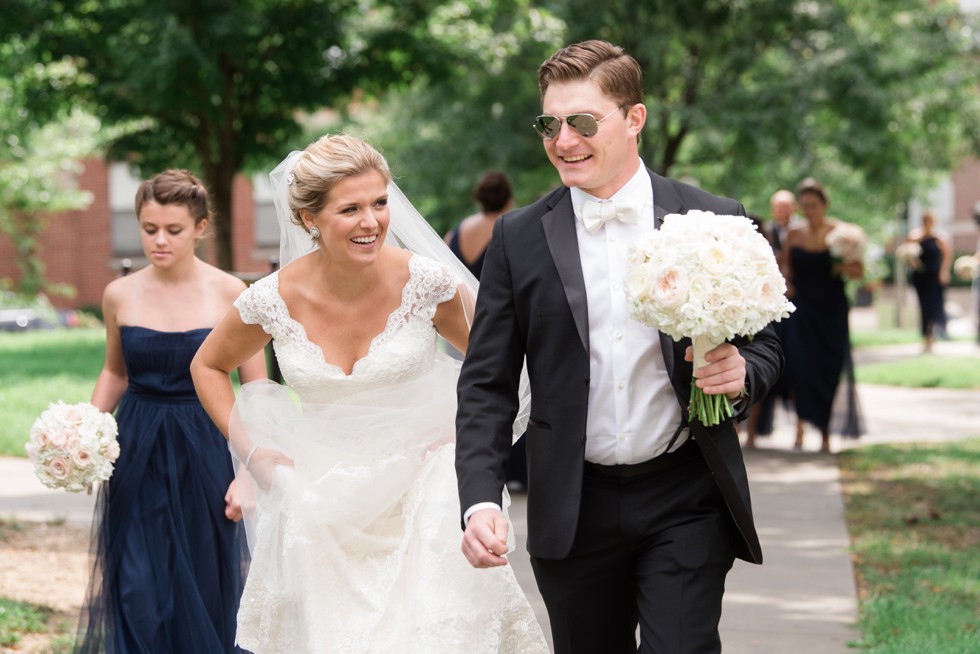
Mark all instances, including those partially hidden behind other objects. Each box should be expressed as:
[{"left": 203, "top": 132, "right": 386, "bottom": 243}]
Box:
[{"left": 0, "top": 520, "right": 90, "bottom": 653}]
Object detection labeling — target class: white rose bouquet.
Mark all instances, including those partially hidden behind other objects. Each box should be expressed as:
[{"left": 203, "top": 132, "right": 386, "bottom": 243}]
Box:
[
  {"left": 953, "top": 254, "right": 979, "bottom": 281},
  {"left": 895, "top": 241, "right": 922, "bottom": 269},
  {"left": 626, "top": 211, "right": 795, "bottom": 426},
  {"left": 25, "top": 401, "right": 120, "bottom": 493},
  {"left": 825, "top": 222, "right": 867, "bottom": 266}
]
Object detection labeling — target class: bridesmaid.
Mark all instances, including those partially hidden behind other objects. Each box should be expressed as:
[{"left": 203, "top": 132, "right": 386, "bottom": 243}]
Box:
[
  {"left": 75, "top": 169, "right": 266, "bottom": 653},
  {"left": 781, "top": 178, "right": 864, "bottom": 452},
  {"left": 905, "top": 210, "right": 952, "bottom": 353}
]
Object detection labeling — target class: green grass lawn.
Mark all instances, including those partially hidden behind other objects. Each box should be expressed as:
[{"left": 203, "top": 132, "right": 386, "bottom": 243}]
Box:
[
  {"left": 0, "top": 329, "right": 105, "bottom": 457},
  {"left": 855, "top": 353, "right": 980, "bottom": 389},
  {"left": 839, "top": 439, "right": 980, "bottom": 653}
]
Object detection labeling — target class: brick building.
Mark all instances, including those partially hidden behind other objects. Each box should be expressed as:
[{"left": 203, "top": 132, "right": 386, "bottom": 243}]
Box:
[{"left": 0, "top": 158, "right": 279, "bottom": 309}]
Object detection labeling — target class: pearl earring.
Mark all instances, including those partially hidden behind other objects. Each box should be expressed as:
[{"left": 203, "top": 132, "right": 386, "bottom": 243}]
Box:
[{"left": 309, "top": 226, "right": 321, "bottom": 240}]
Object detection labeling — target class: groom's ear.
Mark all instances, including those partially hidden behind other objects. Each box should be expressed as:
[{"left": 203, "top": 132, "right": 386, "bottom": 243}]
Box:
[{"left": 627, "top": 103, "right": 647, "bottom": 139}]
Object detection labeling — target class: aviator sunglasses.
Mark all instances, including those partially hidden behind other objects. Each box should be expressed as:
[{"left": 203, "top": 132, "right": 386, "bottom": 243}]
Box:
[{"left": 533, "top": 106, "right": 625, "bottom": 140}]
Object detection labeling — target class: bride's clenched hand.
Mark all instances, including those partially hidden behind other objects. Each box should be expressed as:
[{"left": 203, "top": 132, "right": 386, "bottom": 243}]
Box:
[{"left": 247, "top": 447, "right": 294, "bottom": 491}]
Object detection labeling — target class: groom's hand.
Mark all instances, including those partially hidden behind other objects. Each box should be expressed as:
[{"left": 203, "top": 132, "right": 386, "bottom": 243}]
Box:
[
  {"left": 686, "top": 342, "right": 747, "bottom": 400},
  {"left": 462, "top": 508, "right": 511, "bottom": 568}
]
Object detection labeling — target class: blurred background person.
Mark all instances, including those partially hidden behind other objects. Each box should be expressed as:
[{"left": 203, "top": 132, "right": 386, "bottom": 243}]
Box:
[
  {"left": 767, "top": 188, "right": 799, "bottom": 252},
  {"left": 444, "top": 170, "right": 514, "bottom": 279},
  {"left": 782, "top": 178, "right": 864, "bottom": 452},
  {"left": 743, "top": 190, "right": 797, "bottom": 448},
  {"left": 905, "top": 209, "right": 952, "bottom": 353}
]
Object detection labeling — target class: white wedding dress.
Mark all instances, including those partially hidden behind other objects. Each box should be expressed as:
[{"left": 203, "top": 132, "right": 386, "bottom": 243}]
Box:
[{"left": 229, "top": 254, "right": 549, "bottom": 654}]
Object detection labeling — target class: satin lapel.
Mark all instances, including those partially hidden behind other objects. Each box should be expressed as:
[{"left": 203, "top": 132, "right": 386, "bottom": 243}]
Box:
[
  {"left": 541, "top": 190, "right": 590, "bottom": 355},
  {"left": 649, "top": 169, "right": 687, "bottom": 397},
  {"left": 656, "top": 204, "right": 677, "bottom": 375}
]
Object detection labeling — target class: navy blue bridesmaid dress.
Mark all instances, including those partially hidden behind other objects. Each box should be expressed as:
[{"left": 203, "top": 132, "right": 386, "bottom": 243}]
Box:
[
  {"left": 910, "top": 236, "right": 947, "bottom": 336},
  {"left": 785, "top": 248, "right": 863, "bottom": 437},
  {"left": 75, "top": 327, "right": 245, "bottom": 653}
]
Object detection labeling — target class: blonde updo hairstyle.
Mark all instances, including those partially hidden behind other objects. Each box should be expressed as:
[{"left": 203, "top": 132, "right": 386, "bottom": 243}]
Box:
[{"left": 286, "top": 134, "right": 392, "bottom": 232}]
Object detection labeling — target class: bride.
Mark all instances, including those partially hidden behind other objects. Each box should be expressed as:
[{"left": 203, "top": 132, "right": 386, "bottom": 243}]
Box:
[{"left": 191, "top": 134, "right": 547, "bottom": 653}]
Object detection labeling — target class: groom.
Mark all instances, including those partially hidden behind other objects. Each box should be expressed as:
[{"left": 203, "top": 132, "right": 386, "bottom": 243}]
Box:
[{"left": 456, "top": 40, "right": 782, "bottom": 653}]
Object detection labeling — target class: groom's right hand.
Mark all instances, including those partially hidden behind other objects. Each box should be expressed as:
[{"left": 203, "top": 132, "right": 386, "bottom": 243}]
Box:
[{"left": 462, "top": 508, "right": 511, "bottom": 568}]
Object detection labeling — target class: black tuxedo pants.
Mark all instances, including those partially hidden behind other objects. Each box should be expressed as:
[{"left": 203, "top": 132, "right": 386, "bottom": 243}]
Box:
[{"left": 530, "top": 440, "right": 735, "bottom": 654}]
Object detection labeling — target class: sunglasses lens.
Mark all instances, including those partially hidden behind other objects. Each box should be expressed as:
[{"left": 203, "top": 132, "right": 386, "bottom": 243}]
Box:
[
  {"left": 535, "top": 115, "right": 560, "bottom": 139},
  {"left": 566, "top": 114, "right": 599, "bottom": 137}
]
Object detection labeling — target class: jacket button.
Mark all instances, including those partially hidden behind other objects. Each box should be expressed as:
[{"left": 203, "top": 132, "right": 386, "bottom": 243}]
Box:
[{"left": 584, "top": 377, "right": 590, "bottom": 386}]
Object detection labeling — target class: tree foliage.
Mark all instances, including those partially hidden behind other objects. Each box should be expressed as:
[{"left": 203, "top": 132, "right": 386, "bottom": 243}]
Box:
[
  {"left": 19, "top": 0, "right": 467, "bottom": 269},
  {"left": 0, "top": 35, "right": 100, "bottom": 297},
  {"left": 342, "top": 0, "right": 566, "bottom": 233},
  {"left": 557, "top": 0, "right": 980, "bottom": 230}
]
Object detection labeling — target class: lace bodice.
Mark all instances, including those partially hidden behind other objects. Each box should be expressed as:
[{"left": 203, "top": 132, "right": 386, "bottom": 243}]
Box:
[{"left": 235, "top": 255, "right": 459, "bottom": 403}]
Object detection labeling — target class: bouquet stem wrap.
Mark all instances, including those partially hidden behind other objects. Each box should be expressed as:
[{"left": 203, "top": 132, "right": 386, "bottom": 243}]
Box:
[{"left": 690, "top": 335, "right": 733, "bottom": 426}]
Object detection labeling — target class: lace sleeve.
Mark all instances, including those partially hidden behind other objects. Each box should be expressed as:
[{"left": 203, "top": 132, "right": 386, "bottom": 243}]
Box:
[
  {"left": 233, "top": 273, "right": 284, "bottom": 339},
  {"left": 406, "top": 255, "right": 461, "bottom": 322}
]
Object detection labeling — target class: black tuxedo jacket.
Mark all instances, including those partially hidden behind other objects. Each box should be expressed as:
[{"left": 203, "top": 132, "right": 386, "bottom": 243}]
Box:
[{"left": 455, "top": 169, "right": 782, "bottom": 564}]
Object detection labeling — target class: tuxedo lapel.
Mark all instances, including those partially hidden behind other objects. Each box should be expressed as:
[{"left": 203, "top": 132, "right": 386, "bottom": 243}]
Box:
[
  {"left": 539, "top": 171, "right": 688, "bottom": 368},
  {"left": 650, "top": 170, "right": 687, "bottom": 395},
  {"left": 540, "top": 190, "right": 590, "bottom": 355}
]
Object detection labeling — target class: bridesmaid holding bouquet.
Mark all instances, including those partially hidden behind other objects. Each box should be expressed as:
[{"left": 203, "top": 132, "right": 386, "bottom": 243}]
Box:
[{"left": 75, "top": 169, "right": 266, "bottom": 653}]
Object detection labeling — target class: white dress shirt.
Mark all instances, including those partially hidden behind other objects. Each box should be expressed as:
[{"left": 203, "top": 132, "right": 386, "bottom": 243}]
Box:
[
  {"left": 571, "top": 165, "right": 687, "bottom": 465},
  {"left": 463, "top": 165, "right": 688, "bottom": 525}
]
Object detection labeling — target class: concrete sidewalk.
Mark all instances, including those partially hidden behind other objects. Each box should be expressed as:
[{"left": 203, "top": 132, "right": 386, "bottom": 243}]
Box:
[{"left": 2, "top": 338, "right": 978, "bottom": 652}]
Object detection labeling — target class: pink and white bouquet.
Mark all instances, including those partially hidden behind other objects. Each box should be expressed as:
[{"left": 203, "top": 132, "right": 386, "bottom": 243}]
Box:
[
  {"left": 626, "top": 211, "right": 795, "bottom": 426},
  {"left": 25, "top": 401, "right": 120, "bottom": 493},
  {"left": 825, "top": 222, "right": 867, "bottom": 265},
  {"left": 953, "top": 254, "right": 979, "bottom": 281}
]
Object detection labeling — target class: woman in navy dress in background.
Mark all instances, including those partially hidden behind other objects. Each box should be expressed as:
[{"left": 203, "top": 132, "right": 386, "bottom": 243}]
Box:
[
  {"left": 906, "top": 210, "right": 952, "bottom": 353},
  {"left": 782, "top": 179, "right": 864, "bottom": 452},
  {"left": 75, "top": 170, "right": 266, "bottom": 653}
]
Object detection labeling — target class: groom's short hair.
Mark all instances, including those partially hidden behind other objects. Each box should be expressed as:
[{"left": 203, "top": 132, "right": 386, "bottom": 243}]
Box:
[{"left": 538, "top": 40, "right": 644, "bottom": 110}]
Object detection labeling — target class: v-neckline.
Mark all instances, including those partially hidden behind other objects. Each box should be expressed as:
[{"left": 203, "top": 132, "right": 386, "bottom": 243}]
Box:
[{"left": 272, "top": 256, "right": 416, "bottom": 377}]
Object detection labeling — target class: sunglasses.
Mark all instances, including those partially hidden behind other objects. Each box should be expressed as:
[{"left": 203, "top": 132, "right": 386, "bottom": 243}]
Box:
[{"left": 533, "top": 107, "right": 624, "bottom": 140}]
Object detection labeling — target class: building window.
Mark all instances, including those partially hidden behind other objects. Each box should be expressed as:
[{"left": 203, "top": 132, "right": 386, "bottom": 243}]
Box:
[{"left": 109, "top": 162, "right": 143, "bottom": 257}]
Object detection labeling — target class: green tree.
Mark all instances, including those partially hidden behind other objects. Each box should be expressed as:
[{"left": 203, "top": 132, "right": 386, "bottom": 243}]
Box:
[
  {"left": 19, "top": 0, "right": 466, "bottom": 270},
  {"left": 554, "top": 0, "right": 980, "bottom": 230},
  {"left": 345, "top": 0, "right": 565, "bottom": 233},
  {"left": 0, "top": 36, "right": 100, "bottom": 297}
]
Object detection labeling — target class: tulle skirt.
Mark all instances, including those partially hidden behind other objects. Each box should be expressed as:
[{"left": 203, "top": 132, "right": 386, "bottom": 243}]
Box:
[{"left": 230, "top": 360, "right": 548, "bottom": 653}]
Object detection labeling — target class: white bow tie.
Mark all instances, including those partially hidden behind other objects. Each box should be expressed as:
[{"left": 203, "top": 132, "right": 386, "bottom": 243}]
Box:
[{"left": 581, "top": 199, "right": 640, "bottom": 234}]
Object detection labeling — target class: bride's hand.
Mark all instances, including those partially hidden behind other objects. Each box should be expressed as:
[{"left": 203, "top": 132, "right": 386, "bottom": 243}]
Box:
[
  {"left": 224, "top": 479, "right": 245, "bottom": 522},
  {"left": 247, "top": 447, "right": 294, "bottom": 491}
]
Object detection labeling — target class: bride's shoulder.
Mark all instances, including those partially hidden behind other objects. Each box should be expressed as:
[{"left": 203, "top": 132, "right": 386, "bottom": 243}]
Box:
[{"left": 233, "top": 270, "right": 281, "bottom": 327}]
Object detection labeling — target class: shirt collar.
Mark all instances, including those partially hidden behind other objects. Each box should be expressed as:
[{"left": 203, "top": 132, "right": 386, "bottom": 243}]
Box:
[{"left": 570, "top": 164, "right": 653, "bottom": 222}]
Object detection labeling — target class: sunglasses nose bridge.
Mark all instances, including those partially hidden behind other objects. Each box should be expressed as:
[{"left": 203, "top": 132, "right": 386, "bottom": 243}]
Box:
[{"left": 554, "top": 117, "right": 584, "bottom": 142}]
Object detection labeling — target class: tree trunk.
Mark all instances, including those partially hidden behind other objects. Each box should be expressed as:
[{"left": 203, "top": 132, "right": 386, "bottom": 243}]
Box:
[{"left": 206, "top": 165, "right": 236, "bottom": 271}]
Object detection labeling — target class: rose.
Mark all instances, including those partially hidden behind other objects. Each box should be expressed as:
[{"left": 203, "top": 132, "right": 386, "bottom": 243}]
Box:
[
  {"left": 48, "top": 430, "right": 68, "bottom": 449},
  {"left": 104, "top": 439, "right": 121, "bottom": 461},
  {"left": 62, "top": 405, "right": 87, "bottom": 427},
  {"left": 652, "top": 267, "right": 690, "bottom": 310},
  {"left": 71, "top": 447, "right": 93, "bottom": 468},
  {"left": 47, "top": 457, "right": 71, "bottom": 481}
]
